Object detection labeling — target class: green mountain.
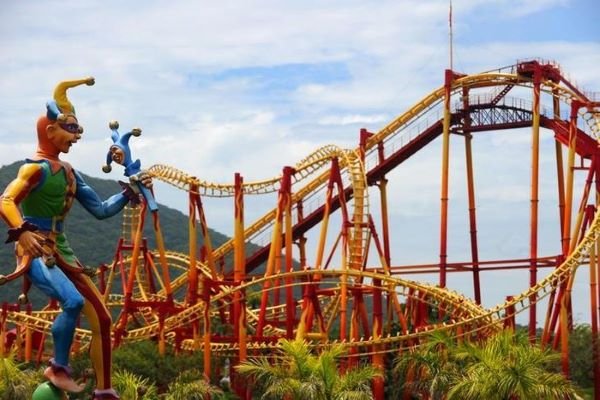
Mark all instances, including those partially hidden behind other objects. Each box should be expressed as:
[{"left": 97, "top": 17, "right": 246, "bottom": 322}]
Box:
[{"left": 0, "top": 160, "right": 231, "bottom": 305}]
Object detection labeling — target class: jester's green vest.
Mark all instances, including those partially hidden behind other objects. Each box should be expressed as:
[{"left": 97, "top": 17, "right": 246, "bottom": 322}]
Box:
[{"left": 21, "top": 160, "right": 79, "bottom": 266}]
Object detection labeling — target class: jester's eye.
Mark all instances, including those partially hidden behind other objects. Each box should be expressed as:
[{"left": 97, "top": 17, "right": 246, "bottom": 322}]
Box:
[{"left": 59, "top": 123, "right": 80, "bottom": 134}]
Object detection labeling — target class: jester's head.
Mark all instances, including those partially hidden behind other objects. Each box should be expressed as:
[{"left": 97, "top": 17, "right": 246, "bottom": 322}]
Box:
[
  {"left": 37, "top": 77, "right": 95, "bottom": 155},
  {"left": 101, "top": 121, "right": 142, "bottom": 176}
]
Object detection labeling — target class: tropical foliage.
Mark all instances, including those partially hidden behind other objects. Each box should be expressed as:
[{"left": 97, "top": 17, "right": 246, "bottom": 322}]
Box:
[
  {"left": 164, "top": 369, "right": 225, "bottom": 400},
  {"left": 393, "top": 329, "right": 579, "bottom": 400},
  {"left": 393, "top": 330, "right": 459, "bottom": 399},
  {"left": 112, "top": 369, "right": 159, "bottom": 400},
  {"left": 569, "top": 323, "right": 594, "bottom": 390},
  {"left": 0, "top": 351, "right": 43, "bottom": 400},
  {"left": 236, "top": 338, "right": 381, "bottom": 400}
]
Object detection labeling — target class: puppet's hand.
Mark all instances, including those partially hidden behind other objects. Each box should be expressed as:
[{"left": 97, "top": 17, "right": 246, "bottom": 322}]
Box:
[
  {"left": 118, "top": 181, "right": 141, "bottom": 204},
  {"left": 132, "top": 171, "right": 153, "bottom": 189}
]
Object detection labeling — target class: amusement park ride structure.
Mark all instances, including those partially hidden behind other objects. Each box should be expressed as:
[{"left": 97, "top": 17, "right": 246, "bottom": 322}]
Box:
[{"left": 1, "top": 59, "right": 600, "bottom": 399}]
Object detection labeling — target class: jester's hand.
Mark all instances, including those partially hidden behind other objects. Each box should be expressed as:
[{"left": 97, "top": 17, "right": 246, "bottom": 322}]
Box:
[
  {"left": 130, "top": 171, "right": 153, "bottom": 189},
  {"left": 18, "top": 231, "right": 52, "bottom": 259}
]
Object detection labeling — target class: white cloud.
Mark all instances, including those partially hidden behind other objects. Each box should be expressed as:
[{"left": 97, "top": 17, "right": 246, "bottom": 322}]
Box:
[
  {"left": 0, "top": 0, "right": 597, "bottom": 321},
  {"left": 317, "top": 114, "right": 389, "bottom": 126}
]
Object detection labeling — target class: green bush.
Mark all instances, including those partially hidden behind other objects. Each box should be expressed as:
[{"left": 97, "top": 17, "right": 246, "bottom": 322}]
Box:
[{"left": 112, "top": 340, "right": 204, "bottom": 391}]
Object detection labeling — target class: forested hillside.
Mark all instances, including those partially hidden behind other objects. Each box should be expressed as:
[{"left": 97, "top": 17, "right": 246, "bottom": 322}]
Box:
[{"left": 0, "top": 161, "right": 232, "bottom": 305}]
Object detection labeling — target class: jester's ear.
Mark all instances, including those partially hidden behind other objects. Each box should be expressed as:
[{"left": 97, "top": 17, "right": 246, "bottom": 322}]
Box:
[{"left": 46, "top": 123, "right": 56, "bottom": 138}]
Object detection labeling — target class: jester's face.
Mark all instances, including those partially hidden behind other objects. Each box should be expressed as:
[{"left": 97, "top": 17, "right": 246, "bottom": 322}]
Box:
[
  {"left": 109, "top": 145, "right": 126, "bottom": 166},
  {"left": 46, "top": 115, "right": 82, "bottom": 154}
]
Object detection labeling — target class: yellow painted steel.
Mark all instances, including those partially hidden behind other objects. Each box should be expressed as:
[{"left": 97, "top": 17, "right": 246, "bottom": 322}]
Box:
[{"left": 5, "top": 65, "right": 600, "bottom": 360}]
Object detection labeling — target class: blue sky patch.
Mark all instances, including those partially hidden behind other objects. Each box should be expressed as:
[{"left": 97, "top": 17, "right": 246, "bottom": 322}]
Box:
[{"left": 187, "top": 62, "right": 351, "bottom": 95}]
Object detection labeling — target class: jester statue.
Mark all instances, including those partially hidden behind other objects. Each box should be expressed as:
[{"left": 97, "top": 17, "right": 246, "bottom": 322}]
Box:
[{"left": 0, "top": 78, "right": 151, "bottom": 400}]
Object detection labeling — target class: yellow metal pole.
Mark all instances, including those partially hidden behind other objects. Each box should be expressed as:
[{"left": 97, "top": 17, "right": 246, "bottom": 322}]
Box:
[
  {"left": 152, "top": 211, "right": 174, "bottom": 299},
  {"left": 378, "top": 177, "right": 391, "bottom": 267},
  {"left": 560, "top": 280, "right": 571, "bottom": 377},
  {"left": 439, "top": 70, "right": 453, "bottom": 288},
  {"left": 529, "top": 71, "right": 541, "bottom": 340},
  {"left": 188, "top": 185, "right": 198, "bottom": 305},
  {"left": 233, "top": 173, "right": 247, "bottom": 361},
  {"left": 590, "top": 225, "right": 600, "bottom": 398},
  {"left": 203, "top": 275, "right": 211, "bottom": 381},
  {"left": 542, "top": 90, "right": 565, "bottom": 347},
  {"left": 562, "top": 102, "right": 581, "bottom": 257}
]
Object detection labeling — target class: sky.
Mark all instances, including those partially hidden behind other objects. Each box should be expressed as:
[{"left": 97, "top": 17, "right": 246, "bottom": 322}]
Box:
[{"left": 0, "top": 0, "right": 599, "bottom": 324}]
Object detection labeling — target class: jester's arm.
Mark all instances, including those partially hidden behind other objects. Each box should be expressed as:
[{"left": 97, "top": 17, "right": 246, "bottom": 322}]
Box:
[
  {"left": 0, "top": 163, "right": 44, "bottom": 240},
  {"left": 74, "top": 170, "right": 131, "bottom": 219}
]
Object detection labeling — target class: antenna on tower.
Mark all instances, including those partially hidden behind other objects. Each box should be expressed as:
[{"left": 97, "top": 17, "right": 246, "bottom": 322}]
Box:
[{"left": 449, "top": 0, "right": 454, "bottom": 71}]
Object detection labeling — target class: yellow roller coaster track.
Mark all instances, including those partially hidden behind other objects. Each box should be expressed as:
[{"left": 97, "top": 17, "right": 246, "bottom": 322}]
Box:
[{"left": 5, "top": 65, "right": 600, "bottom": 356}]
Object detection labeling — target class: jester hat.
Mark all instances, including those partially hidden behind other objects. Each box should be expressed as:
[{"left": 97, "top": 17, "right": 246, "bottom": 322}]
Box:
[
  {"left": 102, "top": 121, "right": 142, "bottom": 177},
  {"left": 46, "top": 77, "right": 95, "bottom": 122}
]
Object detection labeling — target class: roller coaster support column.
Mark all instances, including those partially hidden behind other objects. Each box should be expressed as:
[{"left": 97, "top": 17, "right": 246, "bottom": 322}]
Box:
[
  {"left": 504, "top": 296, "right": 516, "bottom": 330},
  {"left": 256, "top": 166, "right": 294, "bottom": 337},
  {"left": 545, "top": 100, "right": 587, "bottom": 349},
  {"left": 191, "top": 186, "right": 217, "bottom": 278},
  {"left": 593, "top": 164, "right": 600, "bottom": 399},
  {"left": 462, "top": 87, "right": 481, "bottom": 305},
  {"left": 296, "top": 200, "right": 308, "bottom": 268},
  {"left": 233, "top": 173, "right": 248, "bottom": 399},
  {"left": 557, "top": 100, "right": 585, "bottom": 375},
  {"left": 439, "top": 69, "right": 453, "bottom": 288},
  {"left": 282, "top": 167, "right": 296, "bottom": 338},
  {"left": 187, "top": 184, "right": 202, "bottom": 352},
  {"left": 24, "top": 304, "right": 32, "bottom": 362},
  {"left": 529, "top": 67, "right": 542, "bottom": 341},
  {"left": 148, "top": 196, "right": 174, "bottom": 306},
  {"left": 114, "top": 202, "right": 148, "bottom": 346},
  {"left": 541, "top": 89, "right": 567, "bottom": 347},
  {"left": 553, "top": 89, "right": 566, "bottom": 251},
  {"left": 202, "top": 275, "right": 212, "bottom": 381},
  {"left": 372, "top": 273, "right": 384, "bottom": 400},
  {"left": 0, "top": 303, "right": 6, "bottom": 356},
  {"left": 562, "top": 100, "right": 584, "bottom": 257},
  {"left": 360, "top": 129, "right": 391, "bottom": 266},
  {"left": 188, "top": 184, "right": 199, "bottom": 306}
]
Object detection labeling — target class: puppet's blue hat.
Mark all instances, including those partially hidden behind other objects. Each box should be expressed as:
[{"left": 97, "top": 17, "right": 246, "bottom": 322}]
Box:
[{"left": 102, "top": 121, "right": 141, "bottom": 175}]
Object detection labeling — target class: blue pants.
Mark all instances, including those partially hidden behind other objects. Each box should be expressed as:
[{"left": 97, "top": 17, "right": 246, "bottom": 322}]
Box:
[{"left": 27, "top": 258, "right": 84, "bottom": 368}]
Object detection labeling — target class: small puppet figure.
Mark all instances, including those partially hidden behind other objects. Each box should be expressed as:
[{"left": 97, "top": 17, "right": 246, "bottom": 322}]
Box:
[{"left": 101, "top": 121, "right": 158, "bottom": 212}]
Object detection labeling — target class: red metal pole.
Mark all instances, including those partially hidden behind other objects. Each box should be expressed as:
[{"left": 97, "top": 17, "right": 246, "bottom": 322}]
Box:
[
  {"left": 369, "top": 217, "right": 385, "bottom": 398},
  {"left": 462, "top": 87, "right": 481, "bottom": 304},
  {"left": 283, "top": 167, "right": 296, "bottom": 338}
]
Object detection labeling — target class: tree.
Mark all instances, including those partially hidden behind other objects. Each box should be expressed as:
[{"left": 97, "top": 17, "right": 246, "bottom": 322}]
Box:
[
  {"left": 164, "top": 369, "right": 225, "bottom": 400},
  {"left": 448, "top": 330, "right": 578, "bottom": 400},
  {"left": 392, "top": 330, "right": 461, "bottom": 400},
  {"left": 112, "top": 369, "right": 158, "bottom": 400},
  {"left": 236, "top": 338, "right": 381, "bottom": 400},
  {"left": 569, "top": 323, "right": 594, "bottom": 390},
  {"left": 0, "top": 351, "right": 44, "bottom": 400}
]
